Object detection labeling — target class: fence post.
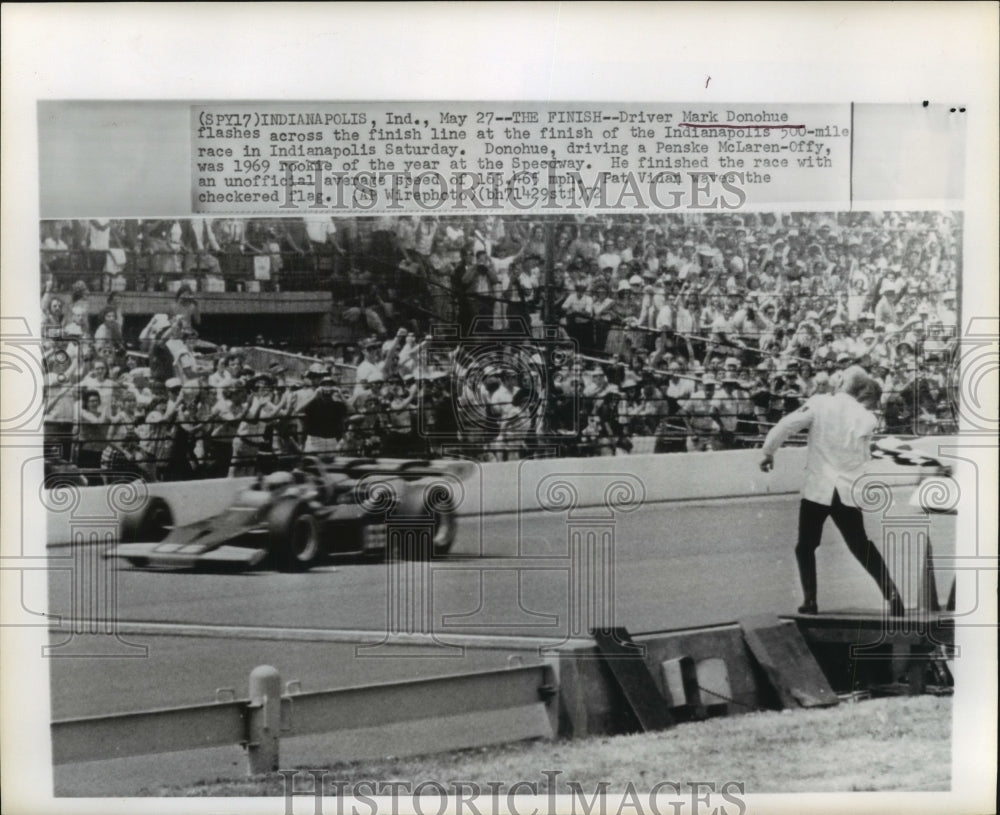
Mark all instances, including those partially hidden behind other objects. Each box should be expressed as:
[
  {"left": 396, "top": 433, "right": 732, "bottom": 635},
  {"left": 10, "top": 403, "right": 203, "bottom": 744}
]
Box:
[{"left": 246, "top": 665, "right": 282, "bottom": 775}]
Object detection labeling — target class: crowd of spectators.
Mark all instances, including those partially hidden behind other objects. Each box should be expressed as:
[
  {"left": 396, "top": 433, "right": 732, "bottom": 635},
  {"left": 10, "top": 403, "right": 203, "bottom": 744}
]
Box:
[
  {"left": 40, "top": 216, "right": 353, "bottom": 295},
  {"left": 41, "top": 211, "right": 961, "bottom": 484}
]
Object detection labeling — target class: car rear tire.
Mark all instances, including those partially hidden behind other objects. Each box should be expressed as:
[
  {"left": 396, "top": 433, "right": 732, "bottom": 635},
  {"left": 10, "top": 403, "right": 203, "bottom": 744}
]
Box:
[
  {"left": 424, "top": 480, "right": 457, "bottom": 555},
  {"left": 268, "top": 498, "right": 322, "bottom": 571},
  {"left": 392, "top": 481, "right": 457, "bottom": 558},
  {"left": 386, "top": 512, "right": 454, "bottom": 560},
  {"left": 119, "top": 497, "right": 173, "bottom": 544}
]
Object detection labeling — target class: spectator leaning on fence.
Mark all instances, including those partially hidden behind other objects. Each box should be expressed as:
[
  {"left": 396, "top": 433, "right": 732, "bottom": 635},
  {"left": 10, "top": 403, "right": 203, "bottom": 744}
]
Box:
[
  {"left": 302, "top": 374, "right": 349, "bottom": 454},
  {"left": 230, "top": 375, "right": 281, "bottom": 476}
]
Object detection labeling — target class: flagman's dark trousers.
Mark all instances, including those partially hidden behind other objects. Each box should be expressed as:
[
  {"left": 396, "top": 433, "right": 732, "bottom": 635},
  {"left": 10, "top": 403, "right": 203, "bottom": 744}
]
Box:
[{"left": 795, "top": 489, "right": 903, "bottom": 610}]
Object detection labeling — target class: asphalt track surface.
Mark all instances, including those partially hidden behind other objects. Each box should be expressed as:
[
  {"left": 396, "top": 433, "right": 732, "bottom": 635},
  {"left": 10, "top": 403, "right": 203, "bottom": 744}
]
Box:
[{"left": 46, "top": 490, "right": 955, "bottom": 794}]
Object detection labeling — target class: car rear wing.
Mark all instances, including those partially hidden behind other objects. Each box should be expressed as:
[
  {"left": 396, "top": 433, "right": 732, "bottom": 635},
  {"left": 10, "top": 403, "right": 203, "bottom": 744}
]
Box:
[{"left": 300, "top": 455, "right": 473, "bottom": 481}]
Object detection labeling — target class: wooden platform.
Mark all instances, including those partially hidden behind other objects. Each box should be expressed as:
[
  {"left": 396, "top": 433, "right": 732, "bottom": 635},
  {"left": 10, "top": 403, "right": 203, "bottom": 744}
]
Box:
[
  {"left": 551, "top": 610, "right": 954, "bottom": 741},
  {"left": 591, "top": 628, "right": 675, "bottom": 731},
  {"left": 781, "top": 608, "right": 955, "bottom": 648},
  {"left": 740, "top": 614, "right": 840, "bottom": 708},
  {"left": 778, "top": 608, "right": 954, "bottom": 696}
]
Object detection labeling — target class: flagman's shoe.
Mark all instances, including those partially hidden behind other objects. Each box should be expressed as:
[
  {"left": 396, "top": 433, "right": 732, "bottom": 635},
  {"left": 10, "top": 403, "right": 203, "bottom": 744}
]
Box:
[{"left": 798, "top": 600, "right": 819, "bottom": 615}]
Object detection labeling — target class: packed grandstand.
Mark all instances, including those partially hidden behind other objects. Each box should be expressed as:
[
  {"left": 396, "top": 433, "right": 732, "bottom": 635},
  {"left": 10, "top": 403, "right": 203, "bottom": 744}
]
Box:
[{"left": 40, "top": 211, "right": 961, "bottom": 484}]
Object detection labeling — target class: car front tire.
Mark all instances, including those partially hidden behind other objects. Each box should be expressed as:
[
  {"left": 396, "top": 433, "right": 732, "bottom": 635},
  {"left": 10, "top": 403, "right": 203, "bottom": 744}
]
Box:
[
  {"left": 267, "top": 498, "right": 322, "bottom": 571},
  {"left": 119, "top": 496, "right": 173, "bottom": 544}
]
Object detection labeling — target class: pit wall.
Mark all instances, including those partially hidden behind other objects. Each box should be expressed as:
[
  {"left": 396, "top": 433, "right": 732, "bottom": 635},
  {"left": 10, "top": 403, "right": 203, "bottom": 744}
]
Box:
[
  {"left": 458, "top": 446, "right": 807, "bottom": 517},
  {"left": 45, "top": 447, "right": 924, "bottom": 545}
]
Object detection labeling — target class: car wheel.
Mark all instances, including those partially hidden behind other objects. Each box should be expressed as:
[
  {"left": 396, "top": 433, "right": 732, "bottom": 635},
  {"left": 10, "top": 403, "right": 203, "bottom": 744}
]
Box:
[
  {"left": 388, "top": 509, "right": 456, "bottom": 559},
  {"left": 268, "top": 498, "right": 322, "bottom": 571},
  {"left": 422, "top": 481, "right": 457, "bottom": 556},
  {"left": 393, "top": 481, "right": 459, "bottom": 558},
  {"left": 119, "top": 497, "right": 173, "bottom": 544}
]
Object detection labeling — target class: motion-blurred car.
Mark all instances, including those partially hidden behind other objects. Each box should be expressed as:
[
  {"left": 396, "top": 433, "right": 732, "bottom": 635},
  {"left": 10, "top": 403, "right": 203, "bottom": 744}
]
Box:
[{"left": 106, "top": 456, "right": 463, "bottom": 570}]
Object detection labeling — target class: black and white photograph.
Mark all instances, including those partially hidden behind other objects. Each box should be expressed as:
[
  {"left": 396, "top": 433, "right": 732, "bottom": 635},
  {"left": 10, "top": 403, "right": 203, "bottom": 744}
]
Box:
[{"left": 2, "top": 5, "right": 997, "bottom": 815}]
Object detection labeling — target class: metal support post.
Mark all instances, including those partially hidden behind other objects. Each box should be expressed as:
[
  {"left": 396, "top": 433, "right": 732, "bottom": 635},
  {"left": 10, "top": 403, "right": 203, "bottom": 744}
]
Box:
[{"left": 246, "top": 665, "right": 282, "bottom": 775}]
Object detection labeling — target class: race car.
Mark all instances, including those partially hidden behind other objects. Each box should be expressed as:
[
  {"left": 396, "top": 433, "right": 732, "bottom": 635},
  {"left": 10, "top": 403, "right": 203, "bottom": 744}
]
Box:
[{"left": 106, "top": 456, "right": 464, "bottom": 570}]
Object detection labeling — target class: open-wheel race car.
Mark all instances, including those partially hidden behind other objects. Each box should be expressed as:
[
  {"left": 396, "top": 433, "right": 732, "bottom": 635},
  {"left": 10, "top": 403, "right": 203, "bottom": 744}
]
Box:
[{"left": 106, "top": 456, "right": 465, "bottom": 570}]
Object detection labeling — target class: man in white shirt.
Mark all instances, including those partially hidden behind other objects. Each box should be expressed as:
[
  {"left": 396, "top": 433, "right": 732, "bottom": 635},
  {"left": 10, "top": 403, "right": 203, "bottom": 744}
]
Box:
[
  {"left": 647, "top": 283, "right": 668, "bottom": 331},
  {"left": 716, "top": 373, "right": 752, "bottom": 447},
  {"left": 759, "top": 366, "right": 904, "bottom": 616},
  {"left": 562, "top": 281, "right": 593, "bottom": 317},
  {"left": 681, "top": 374, "right": 722, "bottom": 451},
  {"left": 354, "top": 341, "right": 386, "bottom": 391},
  {"left": 301, "top": 215, "right": 331, "bottom": 244},
  {"left": 874, "top": 284, "right": 900, "bottom": 328},
  {"left": 596, "top": 240, "right": 622, "bottom": 273}
]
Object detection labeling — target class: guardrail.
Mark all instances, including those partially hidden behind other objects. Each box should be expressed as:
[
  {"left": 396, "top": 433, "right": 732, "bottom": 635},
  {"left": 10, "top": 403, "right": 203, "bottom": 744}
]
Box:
[{"left": 52, "top": 662, "right": 559, "bottom": 774}]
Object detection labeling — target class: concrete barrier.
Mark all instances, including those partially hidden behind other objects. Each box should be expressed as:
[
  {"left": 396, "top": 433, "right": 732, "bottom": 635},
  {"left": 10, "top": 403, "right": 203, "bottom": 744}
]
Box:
[
  {"left": 45, "top": 477, "right": 257, "bottom": 546},
  {"left": 460, "top": 446, "right": 810, "bottom": 517}
]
